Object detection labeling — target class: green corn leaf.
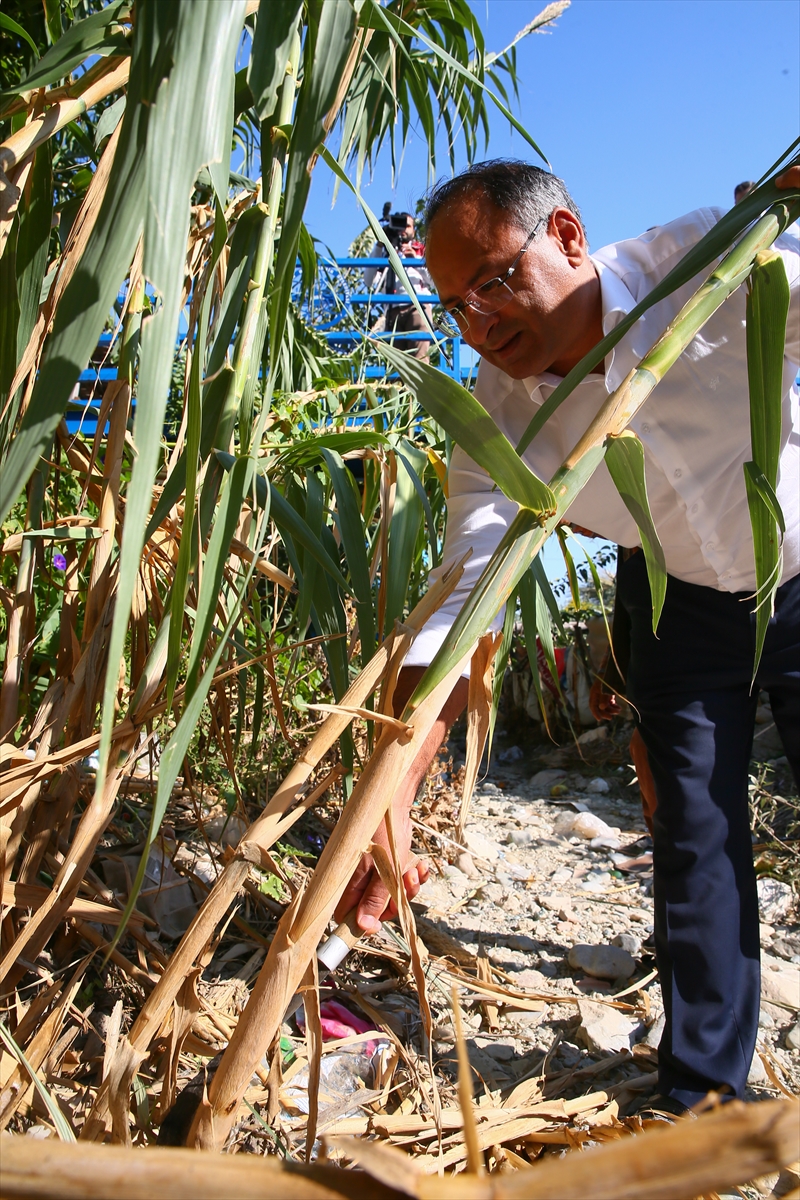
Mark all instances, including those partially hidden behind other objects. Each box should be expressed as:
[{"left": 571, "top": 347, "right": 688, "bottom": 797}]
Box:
[
  {"left": 0, "top": 1022, "right": 76, "bottom": 1142},
  {"left": 43, "top": 0, "right": 62, "bottom": 45},
  {"left": 744, "top": 248, "right": 791, "bottom": 675},
  {"left": 94, "top": 0, "right": 247, "bottom": 803},
  {"left": 487, "top": 596, "right": 517, "bottom": 761},
  {"left": 556, "top": 525, "right": 581, "bottom": 610},
  {"left": 319, "top": 144, "right": 440, "bottom": 334},
  {"left": 185, "top": 455, "right": 253, "bottom": 700},
  {"left": 277, "top": 430, "right": 387, "bottom": 468},
  {"left": 743, "top": 461, "right": 785, "bottom": 535},
  {"left": 0, "top": 13, "right": 39, "bottom": 57},
  {"left": 269, "top": 0, "right": 357, "bottom": 354},
  {"left": 530, "top": 553, "right": 565, "bottom": 640},
  {"left": 167, "top": 203, "right": 229, "bottom": 711},
  {"left": 518, "top": 567, "right": 559, "bottom": 737},
  {"left": 1, "top": 0, "right": 131, "bottom": 98},
  {"left": 94, "top": 95, "right": 126, "bottom": 148},
  {"left": 384, "top": 440, "right": 425, "bottom": 635},
  {"left": 516, "top": 158, "right": 800, "bottom": 457},
  {"left": 561, "top": 526, "right": 616, "bottom": 668},
  {"left": 378, "top": 341, "right": 557, "bottom": 518},
  {"left": 216, "top": 450, "right": 354, "bottom": 596},
  {"left": 604, "top": 431, "right": 667, "bottom": 634},
  {"left": 396, "top": 445, "right": 440, "bottom": 571},
  {"left": 321, "top": 447, "right": 376, "bottom": 666},
  {"left": 360, "top": 0, "right": 549, "bottom": 167},
  {"left": 106, "top": 481, "right": 270, "bottom": 958},
  {"left": 248, "top": 0, "right": 303, "bottom": 122},
  {"left": 15, "top": 144, "right": 52, "bottom": 360}
]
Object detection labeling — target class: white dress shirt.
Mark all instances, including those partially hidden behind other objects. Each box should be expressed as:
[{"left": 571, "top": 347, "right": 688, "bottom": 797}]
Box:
[{"left": 406, "top": 207, "right": 800, "bottom": 669}]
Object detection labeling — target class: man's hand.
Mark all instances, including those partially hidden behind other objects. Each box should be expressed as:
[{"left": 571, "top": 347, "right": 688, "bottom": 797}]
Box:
[
  {"left": 776, "top": 165, "right": 800, "bottom": 190},
  {"left": 336, "top": 667, "right": 468, "bottom": 934},
  {"left": 589, "top": 678, "right": 623, "bottom": 722},
  {"left": 334, "top": 796, "right": 429, "bottom": 933}
]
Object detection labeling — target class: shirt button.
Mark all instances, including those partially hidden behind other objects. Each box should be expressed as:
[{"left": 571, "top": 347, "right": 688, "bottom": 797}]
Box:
[
  {"left": 641, "top": 423, "right": 651, "bottom": 434},
  {"left": 674, "top": 468, "right": 682, "bottom": 478},
  {"left": 691, "top": 504, "right": 699, "bottom": 514},
  {"left": 706, "top": 542, "right": 715, "bottom": 551}
]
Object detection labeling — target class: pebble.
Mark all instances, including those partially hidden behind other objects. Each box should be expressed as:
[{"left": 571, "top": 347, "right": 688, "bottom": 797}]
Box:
[
  {"left": 758, "top": 878, "right": 794, "bottom": 925},
  {"left": 576, "top": 998, "right": 638, "bottom": 1053},
  {"left": 456, "top": 851, "right": 480, "bottom": 879},
  {"left": 497, "top": 745, "right": 524, "bottom": 763},
  {"left": 747, "top": 1052, "right": 769, "bottom": 1086},
  {"left": 579, "top": 871, "right": 612, "bottom": 893},
  {"left": 771, "top": 935, "right": 800, "bottom": 964},
  {"left": 568, "top": 943, "right": 637, "bottom": 981},
  {"left": 586, "top": 777, "right": 611, "bottom": 794},
  {"left": 644, "top": 1012, "right": 665, "bottom": 1048},
  {"left": 529, "top": 768, "right": 566, "bottom": 790},
  {"left": 786, "top": 1022, "right": 800, "bottom": 1051},
  {"left": 577, "top": 726, "right": 607, "bottom": 745},
  {"left": 761, "top": 954, "right": 800, "bottom": 1010},
  {"left": 475, "top": 1038, "right": 516, "bottom": 1061},
  {"left": 463, "top": 827, "right": 501, "bottom": 862},
  {"left": 612, "top": 932, "right": 642, "bottom": 956}
]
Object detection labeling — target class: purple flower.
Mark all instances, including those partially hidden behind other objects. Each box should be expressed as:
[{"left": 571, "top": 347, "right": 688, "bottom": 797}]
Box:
[{"left": 53, "top": 553, "right": 67, "bottom": 571}]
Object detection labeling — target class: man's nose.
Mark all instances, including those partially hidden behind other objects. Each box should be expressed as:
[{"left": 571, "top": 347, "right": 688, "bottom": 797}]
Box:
[{"left": 462, "top": 308, "right": 500, "bottom": 348}]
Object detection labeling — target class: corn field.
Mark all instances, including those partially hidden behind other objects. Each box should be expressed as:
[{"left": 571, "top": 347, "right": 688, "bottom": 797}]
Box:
[{"left": 0, "top": 0, "right": 798, "bottom": 1193}]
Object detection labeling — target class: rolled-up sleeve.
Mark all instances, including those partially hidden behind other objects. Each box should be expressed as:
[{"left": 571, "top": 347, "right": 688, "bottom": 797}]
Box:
[{"left": 404, "top": 444, "right": 517, "bottom": 670}]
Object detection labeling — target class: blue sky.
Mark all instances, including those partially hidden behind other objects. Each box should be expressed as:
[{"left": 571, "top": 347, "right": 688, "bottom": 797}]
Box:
[
  {"left": 305, "top": 0, "right": 799, "bottom": 253},
  {"left": 301, "top": 0, "right": 799, "bottom": 589}
]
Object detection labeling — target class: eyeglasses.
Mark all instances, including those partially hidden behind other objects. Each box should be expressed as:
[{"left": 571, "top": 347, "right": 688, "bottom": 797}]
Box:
[{"left": 432, "top": 216, "right": 547, "bottom": 337}]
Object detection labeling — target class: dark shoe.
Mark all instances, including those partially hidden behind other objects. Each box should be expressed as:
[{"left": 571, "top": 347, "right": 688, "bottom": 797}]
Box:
[{"left": 627, "top": 1092, "right": 697, "bottom": 1122}]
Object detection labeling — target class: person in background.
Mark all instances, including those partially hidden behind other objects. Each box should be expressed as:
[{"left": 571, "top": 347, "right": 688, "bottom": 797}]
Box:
[
  {"left": 734, "top": 180, "right": 756, "bottom": 203},
  {"left": 364, "top": 206, "right": 434, "bottom": 360}
]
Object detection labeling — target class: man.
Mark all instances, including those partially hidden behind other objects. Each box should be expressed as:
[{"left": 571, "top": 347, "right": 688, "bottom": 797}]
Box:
[
  {"left": 364, "top": 208, "right": 433, "bottom": 360},
  {"left": 339, "top": 160, "right": 800, "bottom": 1112}
]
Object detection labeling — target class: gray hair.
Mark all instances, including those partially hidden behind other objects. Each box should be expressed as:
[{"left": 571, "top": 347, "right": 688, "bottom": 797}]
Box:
[{"left": 423, "top": 159, "right": 584, "bottom": 237}]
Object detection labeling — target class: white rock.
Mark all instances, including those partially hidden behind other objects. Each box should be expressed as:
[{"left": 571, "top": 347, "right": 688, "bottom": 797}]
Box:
[
  {"left": 529, "top": 768, "right": 567, "bottom": 790},
  {"left": 586, "top": 777, "right": 611, "bottom": 794},
  {"left": 568, "top": 943, "right": 636, "bottom": 980},
  {"left": 761, "top": 954, "right": 800, "bottom": 1010},
  {"left": 497, "top": 745, "right": 524, "bottom": 763},
  {"left": 577, "top": 726, "right": 607, "bottom": 745},
  {"left": 747, "top": 1051, "right": 769, "bottom": 1086},
  {"left": 463, "top": 827, "right": 501, "bottom": 862},
  {"left": 554, "top": 812, "right": 619, "bottom": 841},
  {"left": 577, "top": 998, "right": 638, "bottom": 1053},
  {"left": 758, "top": 878, "right": 794, "bottom": 925},
  {"left": 456, "top": 851, "right": 480, "bottom": 879},
  {"left": 785, "top": 1022, "right": 800, "bottom": 1051},
  {"left": 612, "top": 932, "right": 642, "bottom": 956}
]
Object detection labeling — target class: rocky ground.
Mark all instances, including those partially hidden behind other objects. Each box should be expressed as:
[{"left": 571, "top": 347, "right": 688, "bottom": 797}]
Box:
[{"left": 411, "top": 712, "right": 800, "bottom": 1109}]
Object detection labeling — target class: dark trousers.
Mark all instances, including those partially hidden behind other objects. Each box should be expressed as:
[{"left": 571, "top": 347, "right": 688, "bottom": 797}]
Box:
[{"left": 617, "top": 552, "right": 800, "bottom": 1106}]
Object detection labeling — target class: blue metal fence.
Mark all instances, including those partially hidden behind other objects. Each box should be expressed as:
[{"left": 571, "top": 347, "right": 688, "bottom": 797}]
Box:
[{"left": 67, "top": 257, "right": 473, "bottom": 434}]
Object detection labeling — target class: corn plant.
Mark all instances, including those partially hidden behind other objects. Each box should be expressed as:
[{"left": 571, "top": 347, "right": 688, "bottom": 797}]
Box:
[{"left": 1, "top": 0, "right": 797, "bottom": 1154}]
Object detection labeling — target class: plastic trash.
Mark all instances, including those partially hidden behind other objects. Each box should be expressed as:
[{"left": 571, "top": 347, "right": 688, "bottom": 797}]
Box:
[
  {"left": 554, "top": 811, "right": 620, "bottom": 842},
  {"left": 103, "top": 843, "right": 198, "bottom": 939}
]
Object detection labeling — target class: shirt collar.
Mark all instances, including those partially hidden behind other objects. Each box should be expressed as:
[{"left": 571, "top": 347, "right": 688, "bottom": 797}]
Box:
[{"left": 521, "top": 258, "right": 647, "bottom": 401}]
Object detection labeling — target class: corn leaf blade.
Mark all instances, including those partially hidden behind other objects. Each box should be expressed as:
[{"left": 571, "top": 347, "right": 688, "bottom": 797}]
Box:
[{"left": 604, "top": 430, "right": 666, "bottom": 633}]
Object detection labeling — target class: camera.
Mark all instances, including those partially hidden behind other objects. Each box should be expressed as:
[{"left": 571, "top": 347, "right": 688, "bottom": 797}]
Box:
[{"left": 381, "top": 202, "right": 412, "bottom": 249}]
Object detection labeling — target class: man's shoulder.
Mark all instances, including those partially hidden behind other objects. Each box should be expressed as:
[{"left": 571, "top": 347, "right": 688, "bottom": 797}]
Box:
[{"left": 593, "top": 207, "right": 724, "bottom": 300}]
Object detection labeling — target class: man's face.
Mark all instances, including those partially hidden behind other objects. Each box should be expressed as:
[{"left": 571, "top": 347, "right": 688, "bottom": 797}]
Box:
[{"left": 425, "top": 195, "right": 598, "bottom": 379}]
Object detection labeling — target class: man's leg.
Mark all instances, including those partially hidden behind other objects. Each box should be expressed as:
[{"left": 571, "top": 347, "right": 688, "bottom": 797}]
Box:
[
  {"left": 618, "top": 554, "right": 762, "bottom": 1106},
  {"left": 758, "top": 570, "right": 800, "bottom": 786}
]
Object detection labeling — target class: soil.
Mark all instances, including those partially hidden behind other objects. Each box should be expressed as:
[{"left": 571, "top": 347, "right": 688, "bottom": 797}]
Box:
[{"left": 409, "top": 711, "right": 800, "bottom": 1109}]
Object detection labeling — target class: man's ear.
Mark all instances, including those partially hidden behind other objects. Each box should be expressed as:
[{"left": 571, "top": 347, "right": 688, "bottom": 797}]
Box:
[{"left": 551, "top": 207, "right": 587, "bottom": 265}]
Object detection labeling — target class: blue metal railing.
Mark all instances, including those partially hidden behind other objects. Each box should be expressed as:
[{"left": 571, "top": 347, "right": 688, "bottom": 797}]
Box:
[{"left": 67, "top": 257, "right": 475, "bottom": 434}]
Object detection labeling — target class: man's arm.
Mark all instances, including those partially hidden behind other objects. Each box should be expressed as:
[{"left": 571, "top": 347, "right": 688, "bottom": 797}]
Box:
[{"left": 334, "top": 665, "right": 468, "bottom": 931}]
